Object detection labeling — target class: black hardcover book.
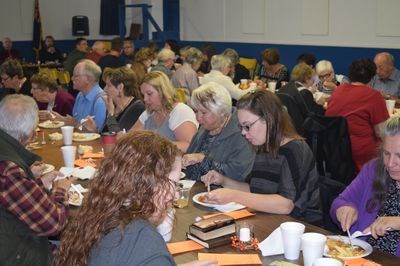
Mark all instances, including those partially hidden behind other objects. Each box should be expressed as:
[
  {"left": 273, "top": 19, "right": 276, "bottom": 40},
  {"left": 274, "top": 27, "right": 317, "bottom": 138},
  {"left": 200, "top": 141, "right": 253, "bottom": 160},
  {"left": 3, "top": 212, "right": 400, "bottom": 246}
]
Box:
[{"left": 187, "top": 233, "right": 233, "bottom": 249}]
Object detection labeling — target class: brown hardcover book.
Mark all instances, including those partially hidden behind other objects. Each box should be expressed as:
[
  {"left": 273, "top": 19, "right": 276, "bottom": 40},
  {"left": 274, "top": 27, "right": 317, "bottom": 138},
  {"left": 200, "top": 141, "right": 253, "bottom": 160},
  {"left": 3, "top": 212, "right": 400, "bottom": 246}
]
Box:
[
  {"left": 189, "top": 214, "right": 236, "bottom": 241},
  {"left": 187, "top": 233, "right": 233, "bottom": 249},
  {"left": 191, "top": 214, "right": 235, "bottom": 232}
]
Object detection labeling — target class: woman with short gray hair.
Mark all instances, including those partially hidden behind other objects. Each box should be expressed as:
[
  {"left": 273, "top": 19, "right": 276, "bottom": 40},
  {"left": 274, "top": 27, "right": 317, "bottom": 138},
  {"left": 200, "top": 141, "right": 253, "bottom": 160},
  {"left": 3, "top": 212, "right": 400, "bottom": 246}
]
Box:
[
  {"left": 222, "top": 48, "right": 250, "bottom": 84},
  {"left": 182, "top": 82, "right": 255, "bottom": 181},
  {"left": 171, "top": 47, "right": 203, "bottom": 100},
  {"left": 202, "top": 54, "right": 253, "bottom": 101}
]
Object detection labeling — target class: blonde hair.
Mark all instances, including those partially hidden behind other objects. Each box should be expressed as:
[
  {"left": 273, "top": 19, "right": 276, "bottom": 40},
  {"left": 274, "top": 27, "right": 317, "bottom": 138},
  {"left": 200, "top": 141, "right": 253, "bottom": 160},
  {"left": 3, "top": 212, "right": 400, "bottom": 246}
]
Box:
[
  {"left": 290, "top": 63, "right": 314, "bottom": 83},
  {"left": 142, "top": 71, "right": 177, "bottom": 112},
  {"left": 315, "top": 60, "right": 335, "bottom": 76}
]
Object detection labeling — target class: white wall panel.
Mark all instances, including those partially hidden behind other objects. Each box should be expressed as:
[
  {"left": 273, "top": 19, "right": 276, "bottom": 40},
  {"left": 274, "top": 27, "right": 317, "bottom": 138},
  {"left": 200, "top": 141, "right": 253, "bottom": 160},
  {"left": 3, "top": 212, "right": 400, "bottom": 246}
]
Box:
[{"left": 301, "top": 0, "right": 329, "bottom": 35}]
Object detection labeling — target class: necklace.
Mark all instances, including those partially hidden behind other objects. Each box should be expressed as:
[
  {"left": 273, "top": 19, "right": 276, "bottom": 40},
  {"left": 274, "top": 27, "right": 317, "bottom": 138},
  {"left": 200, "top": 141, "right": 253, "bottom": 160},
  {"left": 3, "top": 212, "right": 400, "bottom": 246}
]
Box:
[
  {"left": 115, "top": 96, "right": 134, "bottom": 116},
  {"left": 209, "top": 114, "right": 231, "bottom": 136}
]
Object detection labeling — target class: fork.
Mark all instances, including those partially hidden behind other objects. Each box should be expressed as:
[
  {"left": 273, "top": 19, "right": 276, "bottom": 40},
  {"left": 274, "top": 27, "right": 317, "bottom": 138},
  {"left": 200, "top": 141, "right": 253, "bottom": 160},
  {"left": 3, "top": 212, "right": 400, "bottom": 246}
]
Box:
[
  {"left": 350, "top": 230, "right": 371, "bottom": 239},
  {"left": 78, "top": 116, "right": 95, "bottom": 131}
]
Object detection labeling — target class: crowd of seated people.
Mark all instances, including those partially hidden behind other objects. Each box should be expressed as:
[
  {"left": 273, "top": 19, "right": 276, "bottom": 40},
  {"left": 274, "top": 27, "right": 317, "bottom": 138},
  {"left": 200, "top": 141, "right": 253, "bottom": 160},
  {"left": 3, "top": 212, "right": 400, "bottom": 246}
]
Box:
[{"left": 2, "top": 35, "right": 400, "bottom": 263}]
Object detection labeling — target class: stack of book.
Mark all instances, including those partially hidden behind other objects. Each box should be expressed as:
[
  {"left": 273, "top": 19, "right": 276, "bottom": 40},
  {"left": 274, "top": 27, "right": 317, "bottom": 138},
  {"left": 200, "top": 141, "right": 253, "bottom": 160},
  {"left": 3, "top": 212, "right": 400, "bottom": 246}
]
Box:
[{"left": 187, "top": 214, "right": 236, "bottom": 248}]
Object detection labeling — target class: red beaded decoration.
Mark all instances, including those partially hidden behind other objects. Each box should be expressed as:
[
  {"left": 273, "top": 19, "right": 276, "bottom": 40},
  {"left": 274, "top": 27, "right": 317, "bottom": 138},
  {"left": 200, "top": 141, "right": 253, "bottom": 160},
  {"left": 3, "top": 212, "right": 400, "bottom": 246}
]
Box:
[{"left": 231, "top": 235, "right": 259, "bottom": 251}]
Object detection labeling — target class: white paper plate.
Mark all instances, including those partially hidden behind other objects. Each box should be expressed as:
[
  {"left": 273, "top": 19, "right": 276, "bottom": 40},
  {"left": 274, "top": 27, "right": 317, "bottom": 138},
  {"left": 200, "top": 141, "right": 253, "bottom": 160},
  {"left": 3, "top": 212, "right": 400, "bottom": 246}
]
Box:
[
  {"left": 324, "top": 235, "right": 373, "bottom": 259},
  {"left": 42, "top": 164, "right": 55, "bottom": 175},
  {"left": 73, "top": 133, "right": 101, "bottom": 142},
  {"left": 192, "top": 192, "right": 240, "bottom": 208},
  {"left": 38, "top": 120, "right": 65, "bottom": 128}
]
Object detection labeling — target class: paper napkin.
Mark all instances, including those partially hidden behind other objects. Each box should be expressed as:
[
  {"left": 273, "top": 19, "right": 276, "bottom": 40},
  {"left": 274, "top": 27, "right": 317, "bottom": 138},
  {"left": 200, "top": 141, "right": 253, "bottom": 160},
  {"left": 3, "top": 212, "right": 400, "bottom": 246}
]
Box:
[
  {"left": 82, "top": 151, "right": 104, "bottom": 159},
  {"left": 345, "top": 258, "right": 381, "bottom": 266},
  {"left": 59, "top": 166, "right": 97, "bottom": 180},
  {"left": 214, "top": 202, "right": 246, "bottom": 212},
  {"left": 198, "top": 253, "right": 262, "bottom": 265},
  {"left": 178, "top": 180, "right": 196, "bottom": 189},
  {"left": 203, "top": 209, "right": 255, "bottom": 220},
  {"left": 167, "top": 240, "right": 204, "bottom": 255},
  {"left": 258, "top": 227, "right": 284, "bottom": 256},
  {"left": 74, "top": 159, "right": 96, "bottom": 168}
]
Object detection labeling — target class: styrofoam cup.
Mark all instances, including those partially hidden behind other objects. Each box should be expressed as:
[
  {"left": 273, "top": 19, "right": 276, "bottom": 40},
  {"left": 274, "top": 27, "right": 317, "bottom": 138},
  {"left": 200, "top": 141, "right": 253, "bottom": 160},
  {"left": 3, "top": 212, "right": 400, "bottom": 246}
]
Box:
[
  {"left": 280, "top": 222, "right": 305, "bottom": 260},
  {"left": 301, "top": 233, "right": 327, "bottom": 266},
  {"left": 61, "top": 126, "right": 74, "bottom": 145},
  {"left": 61, "top": 145, "right": 76, "bottom": 168},
  {"left": 268, "top": 81, "right": 277, "bottom": 93},
  {"left": 156, "top": 208, "right": 175, "bottom": 242},
  {"left": 385, "top": 99, "right": 395, "bottom": 115}
]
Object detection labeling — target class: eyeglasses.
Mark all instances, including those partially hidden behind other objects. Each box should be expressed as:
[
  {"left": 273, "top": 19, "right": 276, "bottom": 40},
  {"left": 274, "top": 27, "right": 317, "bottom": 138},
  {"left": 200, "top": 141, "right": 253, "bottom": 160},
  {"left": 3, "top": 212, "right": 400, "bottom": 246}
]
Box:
[
  {"left": 318, "top": 72, "right": 332, "bottom": 79},
  {"left": 238, "top": 117, "right": 262, "bottom": 132}
]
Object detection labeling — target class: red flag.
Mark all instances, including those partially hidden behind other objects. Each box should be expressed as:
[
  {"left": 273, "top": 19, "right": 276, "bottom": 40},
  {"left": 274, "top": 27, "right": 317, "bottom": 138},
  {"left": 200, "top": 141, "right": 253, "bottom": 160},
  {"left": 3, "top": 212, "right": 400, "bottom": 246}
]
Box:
[{"left": 33, "top": 0, "right": 43, "bottom": 61}]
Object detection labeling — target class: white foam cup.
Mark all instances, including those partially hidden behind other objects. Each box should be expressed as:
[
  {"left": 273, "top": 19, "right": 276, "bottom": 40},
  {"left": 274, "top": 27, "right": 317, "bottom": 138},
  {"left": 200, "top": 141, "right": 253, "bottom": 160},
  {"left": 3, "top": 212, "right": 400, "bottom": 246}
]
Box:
[
  {"left": 268, "top": 81, "right": 277, "bottom": 93},
  {"left": 385, "top": 99, "right": 395, "bottom": 115},
  {"left": 301, "top": 232, "right": 327, "bottom": 266},
  {"left": 157, "top": 208, "right": 175, "bottom": 242},
  {"left": 61, "top": 145, "right": 76, "bottom": 168},
  {"left": 61, "top": 126, "right": 74, "bottom": 145},
  {"left": 280, "top": 222, "right": 305, "bottom": 260}
]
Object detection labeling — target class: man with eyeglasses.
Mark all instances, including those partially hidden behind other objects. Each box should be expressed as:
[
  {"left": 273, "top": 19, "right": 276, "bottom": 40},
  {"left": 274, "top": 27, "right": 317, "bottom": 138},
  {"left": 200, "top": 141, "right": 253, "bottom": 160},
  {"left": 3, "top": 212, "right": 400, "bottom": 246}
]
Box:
[{"left": 47, "top": 59, "right": 106, "bottom": 132}]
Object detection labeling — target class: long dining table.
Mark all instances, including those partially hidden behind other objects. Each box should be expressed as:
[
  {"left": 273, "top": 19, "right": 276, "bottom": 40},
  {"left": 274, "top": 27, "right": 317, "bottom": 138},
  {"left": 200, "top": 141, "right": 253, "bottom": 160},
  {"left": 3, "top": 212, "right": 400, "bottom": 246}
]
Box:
[{"left": 34, "top": 127, "right": 400, "bottom": 265}]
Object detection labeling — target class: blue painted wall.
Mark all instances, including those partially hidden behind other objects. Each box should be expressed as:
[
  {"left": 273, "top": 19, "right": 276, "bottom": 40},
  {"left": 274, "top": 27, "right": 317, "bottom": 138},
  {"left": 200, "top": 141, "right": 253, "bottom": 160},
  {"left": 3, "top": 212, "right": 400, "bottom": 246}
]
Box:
[{"left": 13, "top": 39, "right": 400, "bottom": 76}]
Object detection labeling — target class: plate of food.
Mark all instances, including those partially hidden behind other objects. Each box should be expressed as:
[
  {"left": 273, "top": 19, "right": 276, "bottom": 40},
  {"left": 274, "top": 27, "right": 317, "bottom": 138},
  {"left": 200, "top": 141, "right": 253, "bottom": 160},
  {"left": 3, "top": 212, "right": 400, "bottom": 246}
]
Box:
[
  {"left": 73, "top": 133, "right": 101, "bottom": 142},
  {"left": 49, "top": 132, "right": 63, "bottom": 141},
  {"left": 68, "top": 190, "right": 83, "bottom": 206},
  {"left": 38, "top": 120, "right": 65, "bottom": 128},
  {"left": 324, "top": 235, "right": 373, "bottom": 259},
  {"left": 192, "top": 192, "right": 241, "bottom": 208},
  {"left": 42, "top": 163, "right": 55, "bottom": 175}
]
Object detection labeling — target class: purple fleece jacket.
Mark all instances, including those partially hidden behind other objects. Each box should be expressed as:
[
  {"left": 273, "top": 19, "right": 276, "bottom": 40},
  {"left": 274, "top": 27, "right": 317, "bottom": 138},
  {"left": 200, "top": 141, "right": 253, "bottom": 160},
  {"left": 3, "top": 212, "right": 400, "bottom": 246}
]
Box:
[{"left": 330, "top": 159, "right": 400, "bottom": 256}]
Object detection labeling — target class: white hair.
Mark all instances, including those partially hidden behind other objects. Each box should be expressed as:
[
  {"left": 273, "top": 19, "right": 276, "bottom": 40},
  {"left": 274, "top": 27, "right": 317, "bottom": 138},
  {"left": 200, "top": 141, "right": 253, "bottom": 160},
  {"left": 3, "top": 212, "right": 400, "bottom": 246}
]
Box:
[
  {"left": 191, "top": 81, "right": 232, "bottom": 118},
  {"left": 211, "top": 55, "right": 231, "bottom": 71},
  {"left": 0, "top": 94, "right": 39, "bottom": 142},
  {"left": 315, "top": 60, "right": 335, "bottom": 76},
  {"left": 157, "top": 48, "right": 175, "bottom": 62}
]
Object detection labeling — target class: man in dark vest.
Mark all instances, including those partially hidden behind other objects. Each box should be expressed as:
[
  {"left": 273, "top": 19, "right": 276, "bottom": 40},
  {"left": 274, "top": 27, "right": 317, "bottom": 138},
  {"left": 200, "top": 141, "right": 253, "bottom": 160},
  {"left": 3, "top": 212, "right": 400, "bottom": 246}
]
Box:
[{"left": 0, "top": 94, "right": 72, "bottom": 265}]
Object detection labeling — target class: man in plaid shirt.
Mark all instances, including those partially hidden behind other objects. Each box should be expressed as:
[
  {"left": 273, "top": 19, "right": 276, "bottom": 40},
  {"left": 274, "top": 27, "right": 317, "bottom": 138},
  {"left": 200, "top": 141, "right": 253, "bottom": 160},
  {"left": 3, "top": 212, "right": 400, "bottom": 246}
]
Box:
[{"left": 0, "top": 94, "right": 72, "bottom": 265}]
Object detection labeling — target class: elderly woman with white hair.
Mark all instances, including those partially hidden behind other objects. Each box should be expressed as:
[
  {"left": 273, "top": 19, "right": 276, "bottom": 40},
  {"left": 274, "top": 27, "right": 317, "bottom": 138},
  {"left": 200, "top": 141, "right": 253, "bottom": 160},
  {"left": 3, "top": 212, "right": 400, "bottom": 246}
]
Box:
[
  {"left": 202, "top": 54, "right": 253, "bottom": 101},
  {"left": 150, "top": 48, "right": 175, "bottom": 78},
  {"left": 182, "top": 82, "right": 255, "bottom": 181},
  {"left": 171, "top": 47, "right": 203, "bottom": 99},
  {"left": 315, "top": 60, "right": 349, "bottom": 94}
]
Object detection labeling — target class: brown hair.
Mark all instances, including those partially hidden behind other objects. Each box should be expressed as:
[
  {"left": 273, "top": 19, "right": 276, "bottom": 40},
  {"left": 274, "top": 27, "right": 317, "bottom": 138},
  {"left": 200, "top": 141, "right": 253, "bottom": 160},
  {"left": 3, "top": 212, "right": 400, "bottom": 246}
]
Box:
[
  {"left": 262, "top": 48, "right": 280, "bottom": 65},
  {"left": 236, "top": 89, "right": 301, "bottom": 158},
  {"left": 102, "top": 67, "right": 141, "bottom": 99},
  {"left": 56, "top": 131, "right": 181, "bottom": 266},
  {"left": 30, "top": 72, "right": 58, "bottom": 92}
]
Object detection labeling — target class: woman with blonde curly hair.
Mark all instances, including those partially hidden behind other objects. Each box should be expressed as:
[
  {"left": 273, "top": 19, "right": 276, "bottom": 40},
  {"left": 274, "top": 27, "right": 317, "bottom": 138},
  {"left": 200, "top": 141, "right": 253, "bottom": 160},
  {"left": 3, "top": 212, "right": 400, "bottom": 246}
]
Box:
[
  {"left": 56, "top": 131, "right": 216, "bottom": 266},
  {"left": 130, "top": 71, "right": 198, "bottom": 152}
]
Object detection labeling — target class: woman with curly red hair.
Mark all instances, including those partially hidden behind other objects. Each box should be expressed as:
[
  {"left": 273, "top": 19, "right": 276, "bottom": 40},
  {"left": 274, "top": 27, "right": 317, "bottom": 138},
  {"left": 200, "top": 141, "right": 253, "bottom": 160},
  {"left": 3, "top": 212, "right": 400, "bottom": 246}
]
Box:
[{"left": 56, "top": 131, "right": 215, "bottom": 266}]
